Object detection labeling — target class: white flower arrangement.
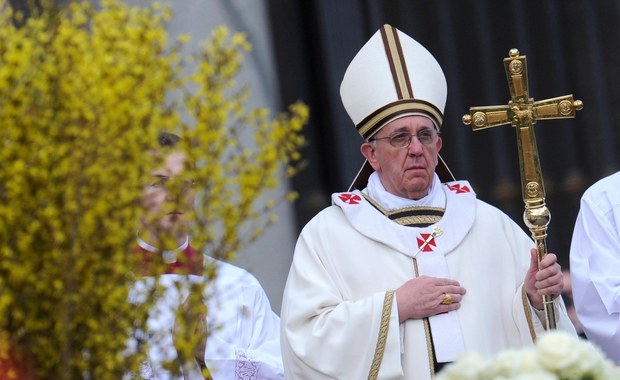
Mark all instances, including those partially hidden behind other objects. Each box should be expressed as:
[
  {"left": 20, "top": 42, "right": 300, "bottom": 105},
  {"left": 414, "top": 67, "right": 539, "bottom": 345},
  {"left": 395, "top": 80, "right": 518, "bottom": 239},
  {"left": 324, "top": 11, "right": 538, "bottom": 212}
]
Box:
[{"left": 436, "top": 331, "right": 619, "bottom": 380}]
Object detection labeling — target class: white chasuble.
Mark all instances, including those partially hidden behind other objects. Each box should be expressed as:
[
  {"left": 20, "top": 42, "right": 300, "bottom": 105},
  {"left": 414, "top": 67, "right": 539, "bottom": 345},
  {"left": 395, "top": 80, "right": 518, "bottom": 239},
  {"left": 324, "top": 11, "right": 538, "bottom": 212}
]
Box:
[
  {"left": 280, "top": 180, "right": 576, "bottom": 380},
  {"left": 333, "top": 181, "right": 476, "bottom": 363}
]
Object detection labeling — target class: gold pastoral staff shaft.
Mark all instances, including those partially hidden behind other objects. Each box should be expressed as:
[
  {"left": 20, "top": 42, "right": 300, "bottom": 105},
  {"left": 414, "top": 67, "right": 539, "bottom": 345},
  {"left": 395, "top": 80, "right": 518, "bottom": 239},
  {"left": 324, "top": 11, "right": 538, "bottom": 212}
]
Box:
[{"left": 462, "top": 49, "right": 583, "bottom": 330}]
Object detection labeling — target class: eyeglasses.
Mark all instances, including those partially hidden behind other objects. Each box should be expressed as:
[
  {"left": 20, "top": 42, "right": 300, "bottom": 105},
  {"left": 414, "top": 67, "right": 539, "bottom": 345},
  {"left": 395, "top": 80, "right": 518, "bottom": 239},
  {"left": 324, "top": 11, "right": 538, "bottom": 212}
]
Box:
[{"left": 369, "top": 129, "right": 439, "bottom": 148}]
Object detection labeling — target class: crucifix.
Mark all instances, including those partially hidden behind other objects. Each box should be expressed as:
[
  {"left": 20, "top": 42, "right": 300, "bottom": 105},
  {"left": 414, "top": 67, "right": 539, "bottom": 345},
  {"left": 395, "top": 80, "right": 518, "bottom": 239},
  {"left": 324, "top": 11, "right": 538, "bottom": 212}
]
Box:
[{"left": 462, "top": 48, "right": 583, "bottom": 330}]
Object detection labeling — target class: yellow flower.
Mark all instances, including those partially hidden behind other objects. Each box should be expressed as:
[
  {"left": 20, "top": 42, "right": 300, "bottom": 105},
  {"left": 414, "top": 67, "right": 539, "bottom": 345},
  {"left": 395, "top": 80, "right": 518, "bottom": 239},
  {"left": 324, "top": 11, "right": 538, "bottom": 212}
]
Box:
[{"left": 0, "top": 0, "right": 308, "bottom": 378}]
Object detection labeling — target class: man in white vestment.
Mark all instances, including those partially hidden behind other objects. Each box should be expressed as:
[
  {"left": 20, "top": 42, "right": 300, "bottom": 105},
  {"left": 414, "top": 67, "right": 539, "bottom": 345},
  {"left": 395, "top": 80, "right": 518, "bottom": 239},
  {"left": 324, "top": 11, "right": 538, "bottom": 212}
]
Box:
[
  {"left": 127, "top": 132, "right": 284, "bottom": 379},
  {"left": 280, "top": 24, "right": 576, "bottom": 380},
  {"left": 570, "top": 171, "right": 620, "bottom": 364}
]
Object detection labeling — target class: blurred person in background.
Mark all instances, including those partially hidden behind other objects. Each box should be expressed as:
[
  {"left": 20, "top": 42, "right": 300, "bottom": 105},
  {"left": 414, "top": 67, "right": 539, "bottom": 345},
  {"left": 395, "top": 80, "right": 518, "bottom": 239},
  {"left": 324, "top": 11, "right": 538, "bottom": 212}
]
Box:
[{"left": 128, "top": 132, "right": 284, "bottom": 379}]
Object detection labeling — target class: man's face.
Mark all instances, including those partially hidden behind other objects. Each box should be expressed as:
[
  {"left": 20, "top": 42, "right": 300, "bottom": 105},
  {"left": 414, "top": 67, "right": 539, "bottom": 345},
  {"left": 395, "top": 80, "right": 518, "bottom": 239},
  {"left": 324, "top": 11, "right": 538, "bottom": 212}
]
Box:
[
  {"left": 141, "top": 151, "right": 195, "bottom": 239},
  {"left": 361, "top": 115, "right": 442, "bottom": 200}
]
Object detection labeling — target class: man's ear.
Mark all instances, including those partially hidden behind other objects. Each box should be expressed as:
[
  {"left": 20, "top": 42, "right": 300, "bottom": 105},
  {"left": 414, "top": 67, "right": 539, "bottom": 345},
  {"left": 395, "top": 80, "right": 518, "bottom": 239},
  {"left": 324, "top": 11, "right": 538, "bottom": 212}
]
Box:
[{"left": 360, "top": 142, "right": 380, "bottom": 171}]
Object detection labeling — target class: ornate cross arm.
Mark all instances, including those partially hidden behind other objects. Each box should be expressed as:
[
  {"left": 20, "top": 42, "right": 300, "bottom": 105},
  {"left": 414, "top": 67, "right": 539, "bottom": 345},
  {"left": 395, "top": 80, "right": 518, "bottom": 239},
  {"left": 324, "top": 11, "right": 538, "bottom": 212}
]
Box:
[{"left": 462, "top": 49, "right": 583, "bottom": 330}]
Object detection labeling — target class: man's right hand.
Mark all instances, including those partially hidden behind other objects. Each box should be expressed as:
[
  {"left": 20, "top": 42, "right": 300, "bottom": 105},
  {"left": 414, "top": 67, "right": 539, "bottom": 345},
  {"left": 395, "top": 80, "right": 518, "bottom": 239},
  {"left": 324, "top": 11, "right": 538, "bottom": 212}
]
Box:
[{"left": 395, "top": 275, "right": 466, "bottom": 323}]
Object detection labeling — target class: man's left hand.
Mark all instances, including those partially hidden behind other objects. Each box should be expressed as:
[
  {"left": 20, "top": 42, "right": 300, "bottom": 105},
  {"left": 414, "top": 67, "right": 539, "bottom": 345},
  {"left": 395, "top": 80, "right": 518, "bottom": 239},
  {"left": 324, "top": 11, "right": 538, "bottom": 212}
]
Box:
[{"left": 524, "top": 248, "right": 563, "bottom": 310}]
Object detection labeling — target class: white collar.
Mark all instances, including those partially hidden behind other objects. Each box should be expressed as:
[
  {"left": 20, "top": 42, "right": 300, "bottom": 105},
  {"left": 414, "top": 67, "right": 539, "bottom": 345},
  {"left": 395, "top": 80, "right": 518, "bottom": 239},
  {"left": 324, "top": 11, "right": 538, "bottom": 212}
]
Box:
[
  {"left": 365, "top": 172, "right": 445, "bottom": 210},
  {"left": 136, "top": 235, "right": 189, "bottom": 264}
]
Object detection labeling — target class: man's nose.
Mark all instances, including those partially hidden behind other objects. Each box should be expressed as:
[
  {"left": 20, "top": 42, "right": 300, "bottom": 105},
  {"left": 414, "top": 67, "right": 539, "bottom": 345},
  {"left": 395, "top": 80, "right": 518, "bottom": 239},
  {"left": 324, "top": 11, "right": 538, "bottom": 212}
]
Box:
[{"left": 407, "top": 135, "right": 424, "bottom": 154}]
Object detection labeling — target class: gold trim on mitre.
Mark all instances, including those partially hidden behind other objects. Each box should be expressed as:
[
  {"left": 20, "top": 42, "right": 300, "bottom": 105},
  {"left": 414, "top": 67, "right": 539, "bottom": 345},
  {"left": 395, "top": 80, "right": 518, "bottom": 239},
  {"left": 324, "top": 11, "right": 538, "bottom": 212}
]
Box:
[
  {"left": 381, "top": 24, "right": 413, "bottom": 100},
  {"left": 357, "top": 99, "right": 443, "bottom": 140}
]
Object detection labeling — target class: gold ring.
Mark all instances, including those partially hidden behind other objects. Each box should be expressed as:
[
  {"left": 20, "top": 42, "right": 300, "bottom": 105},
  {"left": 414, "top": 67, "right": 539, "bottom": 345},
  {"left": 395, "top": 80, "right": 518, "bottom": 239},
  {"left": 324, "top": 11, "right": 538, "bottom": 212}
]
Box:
[{"left": 441, "top": 293, "right": 453, "bottom": 305}]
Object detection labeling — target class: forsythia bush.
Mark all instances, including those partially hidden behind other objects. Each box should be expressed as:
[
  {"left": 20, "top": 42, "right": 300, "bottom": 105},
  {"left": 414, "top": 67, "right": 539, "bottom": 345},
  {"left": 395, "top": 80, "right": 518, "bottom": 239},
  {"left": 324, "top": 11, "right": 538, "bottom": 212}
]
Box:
[{"left": 0, "top": 0, "right": 308, "bottom": 379}]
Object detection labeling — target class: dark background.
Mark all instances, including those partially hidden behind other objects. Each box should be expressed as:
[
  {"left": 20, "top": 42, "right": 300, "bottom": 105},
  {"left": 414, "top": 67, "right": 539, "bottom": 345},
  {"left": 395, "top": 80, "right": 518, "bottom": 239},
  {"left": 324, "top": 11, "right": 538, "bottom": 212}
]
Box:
[
  {"left": 267, "top": 0, "right": 620, "bottom": 269},
  {"left": 9, "top": 0, "right": 618, "bottom": 269}
]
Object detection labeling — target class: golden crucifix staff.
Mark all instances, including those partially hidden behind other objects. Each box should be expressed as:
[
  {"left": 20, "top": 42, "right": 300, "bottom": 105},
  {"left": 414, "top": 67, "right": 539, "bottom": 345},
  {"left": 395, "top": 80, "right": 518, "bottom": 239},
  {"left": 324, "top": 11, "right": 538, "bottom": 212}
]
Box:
[{"left": 462, "top": 49, "right": 583, "bottom": 330}]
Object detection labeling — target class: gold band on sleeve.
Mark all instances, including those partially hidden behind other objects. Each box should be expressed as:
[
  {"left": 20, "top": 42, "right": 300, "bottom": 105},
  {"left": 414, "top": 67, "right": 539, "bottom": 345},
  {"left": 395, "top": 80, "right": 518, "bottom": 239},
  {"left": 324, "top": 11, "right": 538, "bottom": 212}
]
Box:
[{"left": 368, "top": 290, "right": 395, "bottom": 380}]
